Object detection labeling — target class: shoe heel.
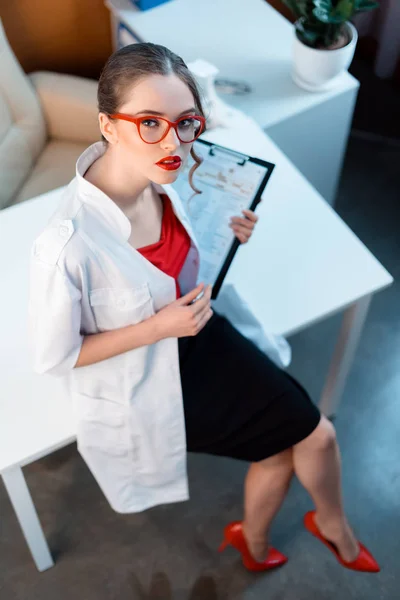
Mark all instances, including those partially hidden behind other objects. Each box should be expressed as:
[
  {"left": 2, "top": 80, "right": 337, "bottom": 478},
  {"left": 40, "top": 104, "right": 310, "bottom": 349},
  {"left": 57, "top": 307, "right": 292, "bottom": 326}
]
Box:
[{"left": 218, "top": 538, "right": 229, "bottom": 553}]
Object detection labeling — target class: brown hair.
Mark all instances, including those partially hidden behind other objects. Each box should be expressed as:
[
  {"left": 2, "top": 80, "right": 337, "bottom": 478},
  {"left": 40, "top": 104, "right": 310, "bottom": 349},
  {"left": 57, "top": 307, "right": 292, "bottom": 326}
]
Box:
[{"left": 97, "top": 42, "right": 207, "bottom": 194}]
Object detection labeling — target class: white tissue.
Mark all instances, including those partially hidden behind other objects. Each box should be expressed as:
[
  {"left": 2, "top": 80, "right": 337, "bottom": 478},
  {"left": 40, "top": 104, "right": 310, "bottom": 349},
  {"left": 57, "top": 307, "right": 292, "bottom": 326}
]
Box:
[{"left": 187, "top": 59, "right": 245, "bottom": 130}]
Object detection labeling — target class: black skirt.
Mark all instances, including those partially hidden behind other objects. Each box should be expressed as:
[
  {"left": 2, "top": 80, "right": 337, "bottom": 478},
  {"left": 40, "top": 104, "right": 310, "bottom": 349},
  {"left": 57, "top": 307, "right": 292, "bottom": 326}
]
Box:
[{"left": 178, "top": 311, "right": 321, "bottom": 462}]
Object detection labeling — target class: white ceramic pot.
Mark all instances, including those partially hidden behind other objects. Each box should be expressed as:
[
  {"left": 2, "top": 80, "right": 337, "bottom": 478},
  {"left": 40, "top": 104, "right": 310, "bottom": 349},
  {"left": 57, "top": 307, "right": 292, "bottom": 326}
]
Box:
[{"left": 292, "top": 21, "right": 358, "bottom": 92}]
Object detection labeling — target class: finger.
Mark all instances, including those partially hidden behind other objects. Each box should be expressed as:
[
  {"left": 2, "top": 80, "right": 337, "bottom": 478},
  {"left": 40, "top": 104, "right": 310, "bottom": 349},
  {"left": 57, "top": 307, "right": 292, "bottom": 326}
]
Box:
[
  {"left": 189, "top": 300, "right": 210, "bottom": 330},
  {"left": 231, "top": 224, "right": 252, "bottom": 239},
  {"left": 191, "top": 285, "right": 212, "bottom": 315},
  {"left": 195, "top": 300, "right": 212, "bottom": 323},
  {"left": 195, "top": 307, "right": 213, "bottom": 334},
  {"left": 242, "top": 209, "right": 259, "bottom": 222},
  {"left": 230, "top": 217, "right": 254, "bottom": 231},
  {"left": 178, "top": 282, "right": 205, "bottom": 306},
  {"left": 233, "top": 230, "right": 249, "bottom": 244},
  {"left": 191, "top": 289, "right": 212, "bottom": 318}
]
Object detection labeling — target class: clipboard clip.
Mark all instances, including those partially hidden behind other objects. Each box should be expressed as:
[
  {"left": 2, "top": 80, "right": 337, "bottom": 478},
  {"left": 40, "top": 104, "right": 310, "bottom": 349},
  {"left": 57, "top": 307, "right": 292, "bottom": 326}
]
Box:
[{"left": 208, "top": 145, "right": 249, "bottom": 166}]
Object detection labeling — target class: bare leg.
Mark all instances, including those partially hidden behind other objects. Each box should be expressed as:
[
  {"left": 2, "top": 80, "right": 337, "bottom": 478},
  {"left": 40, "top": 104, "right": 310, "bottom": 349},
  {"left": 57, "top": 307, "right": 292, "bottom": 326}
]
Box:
[
  {"left": 242, "top": 449, "right": 293, "bottom": 561},
  {"left": 292, "top": 416, "right": 359, "bottom": 561}
]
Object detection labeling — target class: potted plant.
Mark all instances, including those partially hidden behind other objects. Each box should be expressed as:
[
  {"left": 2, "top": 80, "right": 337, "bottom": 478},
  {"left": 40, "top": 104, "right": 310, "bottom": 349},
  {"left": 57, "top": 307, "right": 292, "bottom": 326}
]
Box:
[{"left": 282, "top": 0, "right": 379, "bottom": 91}]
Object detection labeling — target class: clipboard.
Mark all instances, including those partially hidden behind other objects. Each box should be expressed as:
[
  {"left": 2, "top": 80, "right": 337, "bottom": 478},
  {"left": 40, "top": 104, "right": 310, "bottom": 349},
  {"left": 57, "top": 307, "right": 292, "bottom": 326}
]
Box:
[{"left": 172, "top": 138, "right": 275, "bottom": 300}]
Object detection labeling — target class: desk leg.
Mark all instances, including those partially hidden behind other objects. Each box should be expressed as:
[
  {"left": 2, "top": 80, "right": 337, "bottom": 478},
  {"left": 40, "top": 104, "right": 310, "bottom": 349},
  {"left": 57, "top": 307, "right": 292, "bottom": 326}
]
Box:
[
  {"left": 319, "top": 294, "right": 372, "bottom": 418},
  {"left": 2, "top": 467, "right": 54, "bottom": 572}
]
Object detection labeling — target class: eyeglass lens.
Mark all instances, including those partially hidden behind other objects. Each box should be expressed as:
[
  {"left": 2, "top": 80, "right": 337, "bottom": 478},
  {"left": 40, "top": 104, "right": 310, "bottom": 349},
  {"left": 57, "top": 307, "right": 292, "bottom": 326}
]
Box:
[{"left": 139, "top": 117, "right": 203, "bottom": 143}]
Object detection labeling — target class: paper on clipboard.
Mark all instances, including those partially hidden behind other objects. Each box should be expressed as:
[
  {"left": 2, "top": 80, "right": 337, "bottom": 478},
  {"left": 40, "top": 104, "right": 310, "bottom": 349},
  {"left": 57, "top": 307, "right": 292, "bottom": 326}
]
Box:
[{"left": 171, "top": 139, "right": 275, "bottom": 299}]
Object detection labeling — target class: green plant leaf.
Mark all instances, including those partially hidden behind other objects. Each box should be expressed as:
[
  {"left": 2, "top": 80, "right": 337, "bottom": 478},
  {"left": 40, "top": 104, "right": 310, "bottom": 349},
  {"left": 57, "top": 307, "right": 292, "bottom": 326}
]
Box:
[
  {"left": 313, "top": 0, "right": 355, "bottom": 23},
  {"left": 296, "top": 28, "right": 320, "bottom": 46},
  {"left": 313, "top": 7, "right": 345, "bottom": 23},
  {"left": 313, "top": 0, "right": 332, "bottom": 9},
  {"left": 292, "top": 0, "right": 379, "bottom": 47},
  {"left": 333, "top": 0, "right": 356, "bottom": 20},
  {"left": 287, "top": 0, "right": 379, "bottom": 23},
  {"left": 281, "top": 0, "right": 316, "bottom": 18},
  {"left": 295, "top": 16, "right": 336, "bottom": 47},
  {"left": 355, "top": 0, "right": 379, "bottom": 11},
  {"left": 281, "top": 0, "right": 303, "bottom": 18}
]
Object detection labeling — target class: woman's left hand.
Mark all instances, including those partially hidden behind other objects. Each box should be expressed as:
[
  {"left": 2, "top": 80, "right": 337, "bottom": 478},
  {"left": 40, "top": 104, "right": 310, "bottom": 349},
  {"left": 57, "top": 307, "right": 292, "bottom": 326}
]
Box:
[{"left": 229, "top": 209, "right": 259, "bottom": 244}]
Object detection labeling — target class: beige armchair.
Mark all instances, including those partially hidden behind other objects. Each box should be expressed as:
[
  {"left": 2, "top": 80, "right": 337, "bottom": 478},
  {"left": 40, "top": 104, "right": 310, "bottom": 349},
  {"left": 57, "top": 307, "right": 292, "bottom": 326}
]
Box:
[{"left": 0, "top": 19, "right": 101, "bottom": 210}]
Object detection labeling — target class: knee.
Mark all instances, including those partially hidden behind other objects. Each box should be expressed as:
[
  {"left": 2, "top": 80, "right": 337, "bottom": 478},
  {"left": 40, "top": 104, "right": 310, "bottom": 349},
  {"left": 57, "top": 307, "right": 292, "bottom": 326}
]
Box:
[{"left": 299, "top": 416, "right": 337, "bottom": 453}]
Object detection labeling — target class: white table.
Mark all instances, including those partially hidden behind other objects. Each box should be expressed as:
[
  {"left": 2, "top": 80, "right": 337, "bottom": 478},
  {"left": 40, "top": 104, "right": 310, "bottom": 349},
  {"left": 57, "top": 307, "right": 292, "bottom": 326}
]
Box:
[
  {"left": 105, "top": 0, "right": 360, "bottom": 206},
  {"left": 0, "top": 120, "right": 393, "bottom": 572},
  {"left": 0, "top": 196, "right": 76, "bottom": 571}
]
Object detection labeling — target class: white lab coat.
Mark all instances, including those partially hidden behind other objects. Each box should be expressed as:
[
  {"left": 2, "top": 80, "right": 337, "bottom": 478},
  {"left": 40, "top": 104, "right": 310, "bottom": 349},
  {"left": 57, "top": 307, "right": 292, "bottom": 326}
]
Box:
[{"left": 28, "top": 141, "right": 290, "bottom": 514}]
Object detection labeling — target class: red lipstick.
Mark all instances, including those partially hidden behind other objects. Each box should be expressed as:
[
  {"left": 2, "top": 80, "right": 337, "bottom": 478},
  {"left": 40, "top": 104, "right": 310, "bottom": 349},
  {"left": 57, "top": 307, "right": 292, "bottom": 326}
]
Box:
[{"left": 156, "top": 155, "right": 182, "bottom": 171}]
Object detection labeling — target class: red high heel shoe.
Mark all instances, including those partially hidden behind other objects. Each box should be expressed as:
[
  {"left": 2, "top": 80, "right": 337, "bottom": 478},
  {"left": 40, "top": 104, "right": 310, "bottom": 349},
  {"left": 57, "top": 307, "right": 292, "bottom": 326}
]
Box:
[
  {"left": 218, "top": 521, "right": 288, "bottom": 572},
  {"left": 304, "top": 511, "right": 380, "bottom": 573}
]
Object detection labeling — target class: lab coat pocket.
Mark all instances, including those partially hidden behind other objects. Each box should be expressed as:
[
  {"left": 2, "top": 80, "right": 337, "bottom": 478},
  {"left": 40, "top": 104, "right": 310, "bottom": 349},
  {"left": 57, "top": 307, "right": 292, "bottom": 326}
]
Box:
[
  {"left": 76, "top": 394, "right": 136, "bottom": 470},
  {"left": 89, "top": 284, "right": 155, "bottom": 332},
  {"left": 76, "top": 393, "right": 162, "bottom": 486}
]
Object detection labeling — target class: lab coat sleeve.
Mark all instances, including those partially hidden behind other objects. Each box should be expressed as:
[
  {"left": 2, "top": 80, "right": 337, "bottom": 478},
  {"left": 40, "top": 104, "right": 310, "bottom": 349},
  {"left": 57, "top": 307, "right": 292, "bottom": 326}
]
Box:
[{"left": 28, "top": 259, "right": 84, "bottom": 377}]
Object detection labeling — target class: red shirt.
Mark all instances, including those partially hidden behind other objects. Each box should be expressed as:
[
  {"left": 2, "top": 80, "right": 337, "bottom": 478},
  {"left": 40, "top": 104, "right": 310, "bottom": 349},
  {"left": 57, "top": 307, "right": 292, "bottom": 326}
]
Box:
[{"left": 136, "top": 194, "right": 191, "bottom": 298}]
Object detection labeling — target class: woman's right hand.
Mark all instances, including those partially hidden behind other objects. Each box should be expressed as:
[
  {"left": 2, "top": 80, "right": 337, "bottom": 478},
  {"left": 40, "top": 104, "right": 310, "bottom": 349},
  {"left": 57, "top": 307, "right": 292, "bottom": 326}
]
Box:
[{"left": 152, "top": 283, "right": 213, "bottom": 340}]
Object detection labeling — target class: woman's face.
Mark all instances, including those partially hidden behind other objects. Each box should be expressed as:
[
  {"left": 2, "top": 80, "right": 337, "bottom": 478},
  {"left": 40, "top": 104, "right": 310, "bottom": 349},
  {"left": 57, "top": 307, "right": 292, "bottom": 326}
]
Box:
[{"left": 101, "top": 73, "right": 198, "bottom": 185}]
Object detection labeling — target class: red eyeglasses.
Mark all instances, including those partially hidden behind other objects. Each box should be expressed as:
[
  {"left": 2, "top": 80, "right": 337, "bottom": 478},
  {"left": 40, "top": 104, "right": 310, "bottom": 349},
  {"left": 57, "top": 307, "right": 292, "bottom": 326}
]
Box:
[{"left": 109, "top": 113, "right": 206, "bottom": 144}]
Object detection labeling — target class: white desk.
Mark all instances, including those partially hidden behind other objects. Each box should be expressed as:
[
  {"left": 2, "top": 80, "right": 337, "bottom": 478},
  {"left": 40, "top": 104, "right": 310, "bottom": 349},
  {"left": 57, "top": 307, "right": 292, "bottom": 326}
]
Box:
[
  {"left": 0, "top": 121, "right": 392, "bottom": 571},
  {"left": 105, "top": 0, "right": 360, "bottom": 205},
  {"left": 0, "top": 195, "right": 76, "bottom": 572}
]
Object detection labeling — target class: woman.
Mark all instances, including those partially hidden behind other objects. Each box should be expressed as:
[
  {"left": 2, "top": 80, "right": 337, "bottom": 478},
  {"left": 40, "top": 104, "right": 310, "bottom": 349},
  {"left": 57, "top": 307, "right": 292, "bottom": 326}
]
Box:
[{"left": 28, "top": 43, "right": 379, "bottom": 573}]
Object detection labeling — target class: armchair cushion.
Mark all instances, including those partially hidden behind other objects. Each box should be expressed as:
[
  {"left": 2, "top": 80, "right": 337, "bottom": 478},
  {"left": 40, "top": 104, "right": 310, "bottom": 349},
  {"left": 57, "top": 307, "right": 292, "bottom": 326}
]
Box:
[
  {"left": 29, "top": 71, "right": 100, "bottom": 144},
  {"left": 0, "top": 19, "right": 46, "bottom": 210},
  {"left": 0, "top": 18, "right": 101, "bottom": 209},
  {"left": 12, "top": 139, "right": 90, "bottom": 206}
]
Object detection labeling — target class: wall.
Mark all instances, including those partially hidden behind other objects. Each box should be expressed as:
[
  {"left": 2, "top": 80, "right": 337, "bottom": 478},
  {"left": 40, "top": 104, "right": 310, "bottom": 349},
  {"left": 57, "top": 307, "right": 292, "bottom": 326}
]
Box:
[
  {"left": 1, "top": 0, "right": 398, "bottom": 84},
  {"left": 0, "top": 0, "right": 293, "bottom": 79},
  {"left": 0, "top": 0, "right": 112, "bottom": 78}
]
